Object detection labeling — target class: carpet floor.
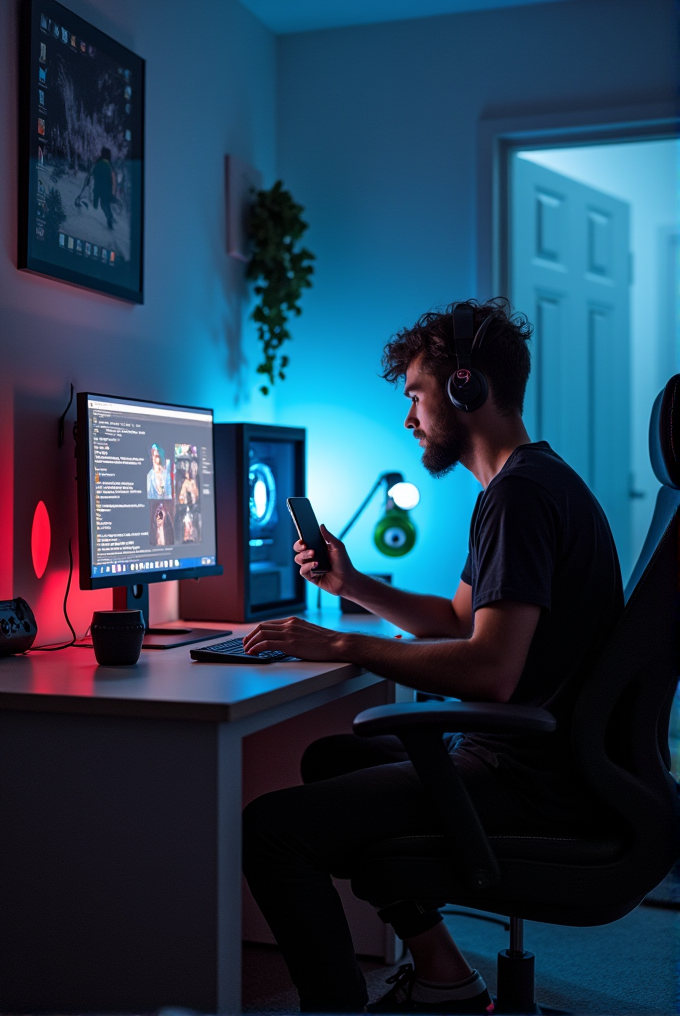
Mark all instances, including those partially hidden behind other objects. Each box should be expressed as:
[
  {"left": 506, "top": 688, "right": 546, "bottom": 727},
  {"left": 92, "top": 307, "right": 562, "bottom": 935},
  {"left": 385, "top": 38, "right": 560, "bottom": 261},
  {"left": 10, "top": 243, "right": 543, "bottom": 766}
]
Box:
[{"left": 242, "top": 900, "right": 680, "bottom": 1014}]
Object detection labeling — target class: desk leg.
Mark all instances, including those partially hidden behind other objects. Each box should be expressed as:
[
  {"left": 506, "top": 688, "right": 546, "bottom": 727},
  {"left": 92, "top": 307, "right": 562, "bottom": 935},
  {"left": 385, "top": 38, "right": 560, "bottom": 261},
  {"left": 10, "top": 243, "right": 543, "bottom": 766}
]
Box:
[{"left": 218, "top": 722, "right": 244, "bottom": 1014}]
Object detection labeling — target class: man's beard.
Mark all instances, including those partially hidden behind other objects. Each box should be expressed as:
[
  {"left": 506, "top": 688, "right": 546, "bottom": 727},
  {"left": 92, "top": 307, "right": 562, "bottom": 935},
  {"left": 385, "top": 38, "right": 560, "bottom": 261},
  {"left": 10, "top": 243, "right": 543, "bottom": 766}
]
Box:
[{"left": 415, "top": 401, "right": 472, "bottom": 478}]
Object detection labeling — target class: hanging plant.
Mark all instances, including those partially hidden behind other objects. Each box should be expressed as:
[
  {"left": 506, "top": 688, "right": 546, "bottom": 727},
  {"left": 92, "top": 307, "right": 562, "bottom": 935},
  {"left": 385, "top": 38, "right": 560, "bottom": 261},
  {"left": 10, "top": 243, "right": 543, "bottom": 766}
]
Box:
[{"left": 246, "top": 181, "right": 315, "bottom": 395}]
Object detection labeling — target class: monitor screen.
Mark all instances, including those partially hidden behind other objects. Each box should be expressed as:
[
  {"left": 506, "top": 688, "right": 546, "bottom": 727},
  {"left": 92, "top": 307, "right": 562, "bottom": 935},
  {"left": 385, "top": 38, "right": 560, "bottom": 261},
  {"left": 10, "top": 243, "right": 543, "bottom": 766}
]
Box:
[
  {"left": 19, "top": 0, "right": 144, "bottom": 302},
  {"left": 77, "top": 393, "right": 221, "bottom": 589}
]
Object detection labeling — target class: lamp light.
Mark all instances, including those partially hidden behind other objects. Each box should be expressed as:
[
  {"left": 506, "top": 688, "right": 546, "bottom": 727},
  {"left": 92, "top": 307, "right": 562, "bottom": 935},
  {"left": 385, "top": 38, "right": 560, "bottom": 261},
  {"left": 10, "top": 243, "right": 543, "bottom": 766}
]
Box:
[
  {"left": 339, "top": 471, "right": 419, "bottom": 558},
  {"left": 387, "top": 481, "right": 420, "bottom": 511}
]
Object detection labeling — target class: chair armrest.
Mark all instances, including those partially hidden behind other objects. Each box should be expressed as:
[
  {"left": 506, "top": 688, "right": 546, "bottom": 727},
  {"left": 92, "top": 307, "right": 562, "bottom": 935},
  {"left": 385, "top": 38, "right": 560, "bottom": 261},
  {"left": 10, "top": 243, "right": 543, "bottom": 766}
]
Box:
[
  {"left": 353, "top": 701, "right": 556, "bottom": 738},
  {"left": 351, "top": 702, "right": 555, "bottom": 891}
]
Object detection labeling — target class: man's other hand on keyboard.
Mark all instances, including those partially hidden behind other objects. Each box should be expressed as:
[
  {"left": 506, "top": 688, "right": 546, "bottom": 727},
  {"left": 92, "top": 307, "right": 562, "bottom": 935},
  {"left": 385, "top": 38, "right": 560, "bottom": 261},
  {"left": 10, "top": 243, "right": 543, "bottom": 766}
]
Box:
[{"left": 242, "top": 616, "right": 348, "bottom": 662}]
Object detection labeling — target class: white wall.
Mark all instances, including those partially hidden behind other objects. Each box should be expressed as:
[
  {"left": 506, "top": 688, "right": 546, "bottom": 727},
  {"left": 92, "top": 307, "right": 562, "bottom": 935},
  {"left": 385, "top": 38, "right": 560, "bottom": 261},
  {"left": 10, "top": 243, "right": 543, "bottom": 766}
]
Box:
[{"left": 519, "top": 140, "right": 680, "bottom": 567}]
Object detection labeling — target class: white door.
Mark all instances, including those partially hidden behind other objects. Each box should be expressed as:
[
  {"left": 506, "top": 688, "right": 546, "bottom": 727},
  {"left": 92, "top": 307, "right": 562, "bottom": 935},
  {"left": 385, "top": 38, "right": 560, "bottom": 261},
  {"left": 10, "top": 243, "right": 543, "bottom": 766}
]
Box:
[{"left": 510, "top": 155, "right": 632, "bottom": 578}]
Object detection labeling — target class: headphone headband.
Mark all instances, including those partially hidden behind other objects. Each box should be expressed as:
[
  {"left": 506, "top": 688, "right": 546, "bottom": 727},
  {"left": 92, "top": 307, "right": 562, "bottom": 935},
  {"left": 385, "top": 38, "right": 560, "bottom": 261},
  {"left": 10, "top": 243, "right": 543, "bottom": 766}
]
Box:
[
  {"left": 471, "top": 311, "right": 496, "bottom": 352},
  {"left": 449, "top": 305, "right": 496, "bottom": 363},
  {"left": 452, "top": 305, "right": 474, "bottom": 368}
]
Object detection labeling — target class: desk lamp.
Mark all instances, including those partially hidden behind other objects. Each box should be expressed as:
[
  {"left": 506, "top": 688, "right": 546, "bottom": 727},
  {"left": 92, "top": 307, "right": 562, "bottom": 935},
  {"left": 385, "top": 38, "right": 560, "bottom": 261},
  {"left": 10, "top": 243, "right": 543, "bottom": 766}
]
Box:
[
  {"left": 340, "top": 471, "right": 420, "bottom": 553},
  {"left": 316, "top": 472, "right": 420, "bottom": 608}
]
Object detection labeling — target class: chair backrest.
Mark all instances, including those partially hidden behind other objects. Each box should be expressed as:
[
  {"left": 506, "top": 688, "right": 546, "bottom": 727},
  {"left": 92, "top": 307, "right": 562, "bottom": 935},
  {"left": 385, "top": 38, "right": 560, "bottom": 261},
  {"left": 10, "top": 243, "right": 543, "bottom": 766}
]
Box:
[
  {"left": 624, "top": 375, "right": 680, "bottom": 601},
  {"left": 571, "top": 375, "right": 680, "bottom": 895}
]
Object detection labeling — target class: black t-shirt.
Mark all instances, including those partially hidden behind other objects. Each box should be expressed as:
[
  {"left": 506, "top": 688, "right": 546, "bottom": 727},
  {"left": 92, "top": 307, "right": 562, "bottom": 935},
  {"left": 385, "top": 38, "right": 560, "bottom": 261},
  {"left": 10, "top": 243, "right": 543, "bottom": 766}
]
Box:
[{"left": 455, "top": 441, "right": 623, "bottom": 823}]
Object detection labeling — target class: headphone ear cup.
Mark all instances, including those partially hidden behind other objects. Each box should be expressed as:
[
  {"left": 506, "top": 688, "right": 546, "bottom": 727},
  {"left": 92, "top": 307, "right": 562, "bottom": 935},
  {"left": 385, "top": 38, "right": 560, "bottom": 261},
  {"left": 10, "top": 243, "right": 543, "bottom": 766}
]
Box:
[{"left": 447, "top": 368, "right": 489, "bottom": 412}]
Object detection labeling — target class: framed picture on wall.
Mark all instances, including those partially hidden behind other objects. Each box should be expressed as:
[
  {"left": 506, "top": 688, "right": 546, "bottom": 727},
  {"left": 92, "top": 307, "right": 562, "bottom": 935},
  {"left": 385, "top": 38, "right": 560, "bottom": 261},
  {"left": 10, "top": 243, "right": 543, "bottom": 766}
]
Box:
[{"left": 18, "top": 0, "right": 145, "bottom": 303}]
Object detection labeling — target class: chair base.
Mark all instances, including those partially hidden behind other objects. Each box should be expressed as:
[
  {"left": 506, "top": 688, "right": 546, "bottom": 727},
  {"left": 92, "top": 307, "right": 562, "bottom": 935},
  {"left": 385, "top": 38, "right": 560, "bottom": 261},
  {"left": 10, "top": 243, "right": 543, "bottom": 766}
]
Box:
[
  {"left": 494, "top": 948, "right": 570, "bottom": 1014},
  {"left": 497, "top": 947, "right": 535, "bottom": 1009}
]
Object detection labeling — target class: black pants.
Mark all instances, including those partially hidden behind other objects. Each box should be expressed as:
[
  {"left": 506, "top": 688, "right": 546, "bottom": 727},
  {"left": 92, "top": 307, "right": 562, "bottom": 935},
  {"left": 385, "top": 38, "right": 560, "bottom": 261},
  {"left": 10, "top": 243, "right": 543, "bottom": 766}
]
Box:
[{"left": 242, "top": 733, "right": 556, "bottom": 1013}]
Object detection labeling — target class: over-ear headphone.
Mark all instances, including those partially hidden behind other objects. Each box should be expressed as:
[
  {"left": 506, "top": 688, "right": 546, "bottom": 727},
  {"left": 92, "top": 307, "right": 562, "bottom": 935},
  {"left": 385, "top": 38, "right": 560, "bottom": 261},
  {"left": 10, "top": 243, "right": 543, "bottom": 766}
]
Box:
[{"left": 446, "top": 305, "right": 496, "bottom": 413}]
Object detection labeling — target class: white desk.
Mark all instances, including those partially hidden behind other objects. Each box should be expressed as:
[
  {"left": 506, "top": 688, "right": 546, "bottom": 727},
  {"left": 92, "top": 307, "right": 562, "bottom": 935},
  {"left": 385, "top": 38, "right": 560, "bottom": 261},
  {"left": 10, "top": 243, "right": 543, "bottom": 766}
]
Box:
[{"left": 0, "top": 611, "right": 406, "bottom": 1013}]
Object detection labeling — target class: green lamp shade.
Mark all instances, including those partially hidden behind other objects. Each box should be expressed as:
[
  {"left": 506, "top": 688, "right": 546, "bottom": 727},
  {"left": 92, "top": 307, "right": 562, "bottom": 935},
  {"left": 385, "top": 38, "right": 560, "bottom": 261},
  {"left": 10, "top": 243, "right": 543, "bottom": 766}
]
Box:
[{"left": 373, "top": 507, "right": 417, "bottom": 557}]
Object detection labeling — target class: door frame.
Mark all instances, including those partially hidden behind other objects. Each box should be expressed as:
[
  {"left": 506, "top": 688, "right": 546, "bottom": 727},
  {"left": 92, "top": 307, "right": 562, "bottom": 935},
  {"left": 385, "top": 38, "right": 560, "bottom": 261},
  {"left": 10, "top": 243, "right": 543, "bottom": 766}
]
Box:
[{"left": 476, "top": 101, "right": 679, "bottom": 299}]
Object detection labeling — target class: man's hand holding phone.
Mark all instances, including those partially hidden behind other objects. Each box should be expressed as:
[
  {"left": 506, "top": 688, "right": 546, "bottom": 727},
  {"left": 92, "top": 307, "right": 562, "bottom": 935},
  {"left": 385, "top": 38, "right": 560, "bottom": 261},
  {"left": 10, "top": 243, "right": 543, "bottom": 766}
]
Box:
[
  {"left": 287, "top": 497, "right": 359, "bottom": 599},
  {"left": 294, "top": 524, "right": 358, "bottom": 597}
]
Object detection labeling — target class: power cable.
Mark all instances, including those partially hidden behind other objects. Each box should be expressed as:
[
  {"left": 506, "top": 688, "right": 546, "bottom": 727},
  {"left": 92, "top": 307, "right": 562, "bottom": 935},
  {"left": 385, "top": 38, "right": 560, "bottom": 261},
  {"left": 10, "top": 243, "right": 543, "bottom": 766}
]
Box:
[{"left": 28, "top": 538, "right": 77, "bottom": 651}]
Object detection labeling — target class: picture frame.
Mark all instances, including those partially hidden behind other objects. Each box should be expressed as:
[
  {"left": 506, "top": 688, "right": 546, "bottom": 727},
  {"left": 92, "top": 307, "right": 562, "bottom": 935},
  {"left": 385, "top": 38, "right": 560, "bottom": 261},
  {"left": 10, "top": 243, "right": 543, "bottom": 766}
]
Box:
[{"left": 19, "top": 0, "right": 145, "bottom": 303}]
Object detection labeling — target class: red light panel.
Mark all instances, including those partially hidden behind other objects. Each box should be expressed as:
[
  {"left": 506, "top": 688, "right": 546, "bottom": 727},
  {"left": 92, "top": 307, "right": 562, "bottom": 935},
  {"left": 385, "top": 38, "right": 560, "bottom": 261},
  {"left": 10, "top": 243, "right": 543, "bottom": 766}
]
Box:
[{"left": 31, "top": 500, "right": 51, "bottom": 579}]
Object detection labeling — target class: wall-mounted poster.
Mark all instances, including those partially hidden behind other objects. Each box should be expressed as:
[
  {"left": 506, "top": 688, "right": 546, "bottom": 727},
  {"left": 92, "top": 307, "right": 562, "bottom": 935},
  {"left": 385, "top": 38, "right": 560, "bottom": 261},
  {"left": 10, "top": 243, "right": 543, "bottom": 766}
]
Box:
[{"left": 19, "top": 0, "right": 144, "bottom": 303}]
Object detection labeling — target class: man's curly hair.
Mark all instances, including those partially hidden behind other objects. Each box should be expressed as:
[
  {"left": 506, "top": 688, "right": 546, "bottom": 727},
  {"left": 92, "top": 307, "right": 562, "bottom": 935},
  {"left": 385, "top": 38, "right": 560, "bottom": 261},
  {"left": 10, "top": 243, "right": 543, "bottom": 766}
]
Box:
[{"left": 381, "top": 297, "right": 533, "bottom": 417}]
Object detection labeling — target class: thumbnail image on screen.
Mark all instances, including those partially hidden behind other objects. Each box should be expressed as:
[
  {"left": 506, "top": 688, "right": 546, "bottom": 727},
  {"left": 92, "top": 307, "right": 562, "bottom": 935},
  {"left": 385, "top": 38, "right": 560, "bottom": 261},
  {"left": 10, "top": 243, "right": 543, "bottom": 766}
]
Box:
[
  {"left": 22, "top": 0, "right": 144, "bottom": 301},
  {"left": 85, "top": 396, "right": 217, "bottom": 580}
]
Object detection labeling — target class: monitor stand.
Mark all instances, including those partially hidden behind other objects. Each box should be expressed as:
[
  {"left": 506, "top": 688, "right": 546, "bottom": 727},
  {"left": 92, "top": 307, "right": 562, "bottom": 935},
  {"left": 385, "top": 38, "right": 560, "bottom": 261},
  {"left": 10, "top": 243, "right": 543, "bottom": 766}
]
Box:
[{"left": 77, "top": 584, "right": 231, "bottom": 651}]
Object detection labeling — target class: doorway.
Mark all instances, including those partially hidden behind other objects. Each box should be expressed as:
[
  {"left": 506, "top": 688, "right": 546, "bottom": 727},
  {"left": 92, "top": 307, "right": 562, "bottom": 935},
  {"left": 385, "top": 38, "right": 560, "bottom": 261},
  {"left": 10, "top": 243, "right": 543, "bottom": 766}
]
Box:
[{"left": 508, "top": 138, "right": 679, "bottom": 584}]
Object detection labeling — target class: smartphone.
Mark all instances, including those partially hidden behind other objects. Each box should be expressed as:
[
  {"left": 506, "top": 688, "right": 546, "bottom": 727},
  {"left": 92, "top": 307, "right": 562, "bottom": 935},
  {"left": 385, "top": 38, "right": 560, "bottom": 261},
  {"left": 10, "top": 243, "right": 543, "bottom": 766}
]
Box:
[{"left": 286, "top": 497, "right": 331, "bottom": 573}]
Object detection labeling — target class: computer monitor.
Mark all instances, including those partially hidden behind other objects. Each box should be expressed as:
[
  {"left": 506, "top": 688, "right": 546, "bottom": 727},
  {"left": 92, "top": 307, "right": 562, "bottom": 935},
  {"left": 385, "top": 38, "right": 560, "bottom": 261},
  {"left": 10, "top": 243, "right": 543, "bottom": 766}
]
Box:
[{"left": 77, "top": 392, "right": 229, "bottom": 648}]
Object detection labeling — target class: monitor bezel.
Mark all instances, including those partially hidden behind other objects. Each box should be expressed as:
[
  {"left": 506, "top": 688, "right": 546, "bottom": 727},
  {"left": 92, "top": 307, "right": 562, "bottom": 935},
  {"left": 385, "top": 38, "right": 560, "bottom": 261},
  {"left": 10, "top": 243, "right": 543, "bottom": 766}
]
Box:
[{"left": 77, "top": 391, "right": 223, "bottom": 591}]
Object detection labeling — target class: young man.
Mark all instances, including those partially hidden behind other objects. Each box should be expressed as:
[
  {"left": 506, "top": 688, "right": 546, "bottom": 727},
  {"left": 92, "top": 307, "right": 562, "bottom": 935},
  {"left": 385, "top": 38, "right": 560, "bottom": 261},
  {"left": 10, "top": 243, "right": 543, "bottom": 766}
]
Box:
[{"left": 242, "top": 298, "right": 623, "bottom": 1014}]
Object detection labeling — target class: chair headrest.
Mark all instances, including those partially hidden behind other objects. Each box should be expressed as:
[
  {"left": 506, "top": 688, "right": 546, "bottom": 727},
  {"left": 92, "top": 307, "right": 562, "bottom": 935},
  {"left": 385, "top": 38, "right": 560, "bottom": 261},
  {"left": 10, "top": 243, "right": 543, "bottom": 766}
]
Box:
[{"left": 649, "top": 374, "right": 680, "bottom": 489}]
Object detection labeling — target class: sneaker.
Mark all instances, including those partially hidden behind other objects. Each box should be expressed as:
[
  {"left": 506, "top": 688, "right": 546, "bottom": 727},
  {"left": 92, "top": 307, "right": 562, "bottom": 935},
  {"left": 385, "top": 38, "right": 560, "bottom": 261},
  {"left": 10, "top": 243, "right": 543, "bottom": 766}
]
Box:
[{"left": 367, "top": 963, "right": 494, "bottom": 1014}]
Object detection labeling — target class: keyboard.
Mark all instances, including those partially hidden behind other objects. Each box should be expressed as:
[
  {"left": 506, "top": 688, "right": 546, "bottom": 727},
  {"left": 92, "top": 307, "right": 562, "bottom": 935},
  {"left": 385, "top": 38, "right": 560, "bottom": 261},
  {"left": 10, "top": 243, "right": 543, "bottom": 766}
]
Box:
[{"left": 189, "top": 637, "right": 301, "bottom": 664}]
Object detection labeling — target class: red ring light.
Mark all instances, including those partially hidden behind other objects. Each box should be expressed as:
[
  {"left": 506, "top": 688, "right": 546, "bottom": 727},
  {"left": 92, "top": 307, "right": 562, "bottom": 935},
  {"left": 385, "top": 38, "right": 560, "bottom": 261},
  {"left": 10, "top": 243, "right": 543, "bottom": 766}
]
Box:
[{"left": 31, "top": 500, "right": 51, "bottom": 579}]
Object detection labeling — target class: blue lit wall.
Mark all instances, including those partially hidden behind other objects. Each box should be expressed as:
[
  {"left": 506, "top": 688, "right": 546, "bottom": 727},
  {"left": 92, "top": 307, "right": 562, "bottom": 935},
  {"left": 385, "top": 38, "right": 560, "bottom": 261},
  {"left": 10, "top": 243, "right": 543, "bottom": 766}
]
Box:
[{"left": 274, "top": 0, "right": 676, "bottom": 601}]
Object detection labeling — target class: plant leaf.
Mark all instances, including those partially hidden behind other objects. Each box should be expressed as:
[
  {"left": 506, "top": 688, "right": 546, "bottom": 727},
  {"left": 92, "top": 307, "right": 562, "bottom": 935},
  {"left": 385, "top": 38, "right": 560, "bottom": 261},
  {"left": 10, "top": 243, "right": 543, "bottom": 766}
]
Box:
[{"left": 246, "top": 180, "right": 315, "bottom": 388}]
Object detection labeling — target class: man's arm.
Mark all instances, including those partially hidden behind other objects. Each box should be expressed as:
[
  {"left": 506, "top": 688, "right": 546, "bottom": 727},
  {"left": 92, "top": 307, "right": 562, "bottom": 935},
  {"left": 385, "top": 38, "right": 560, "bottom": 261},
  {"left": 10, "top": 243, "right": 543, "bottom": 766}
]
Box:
[
  {"left": 243, "top": 600, "right": 541, "bottom": 703},
  {"left": 295, "top": 526, "right": 472, "bottom": 638},
  {"left": 342, "top": 573, "right": 472, "bottom": 639},
  {"left": 336, "top": 600, "right": 540, "bottom": 701}
]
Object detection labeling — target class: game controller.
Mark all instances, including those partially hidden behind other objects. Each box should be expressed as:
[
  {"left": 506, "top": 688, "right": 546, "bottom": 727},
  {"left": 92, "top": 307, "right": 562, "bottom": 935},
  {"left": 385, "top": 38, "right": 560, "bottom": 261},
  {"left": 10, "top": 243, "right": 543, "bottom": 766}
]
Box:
[{"left": 0, "top": 598, "right": 37, "bottom": 656}]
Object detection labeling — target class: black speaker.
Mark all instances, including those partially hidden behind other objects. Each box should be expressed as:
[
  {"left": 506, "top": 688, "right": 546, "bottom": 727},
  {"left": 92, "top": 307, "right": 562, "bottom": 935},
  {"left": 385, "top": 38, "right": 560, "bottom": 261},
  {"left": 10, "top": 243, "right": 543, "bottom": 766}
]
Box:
[
  {"left": 0, "top": 598, "right": 37, "bottom": 655},
  {"left": 179, "top": 423, "right": 306, "bottom": 622}
]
